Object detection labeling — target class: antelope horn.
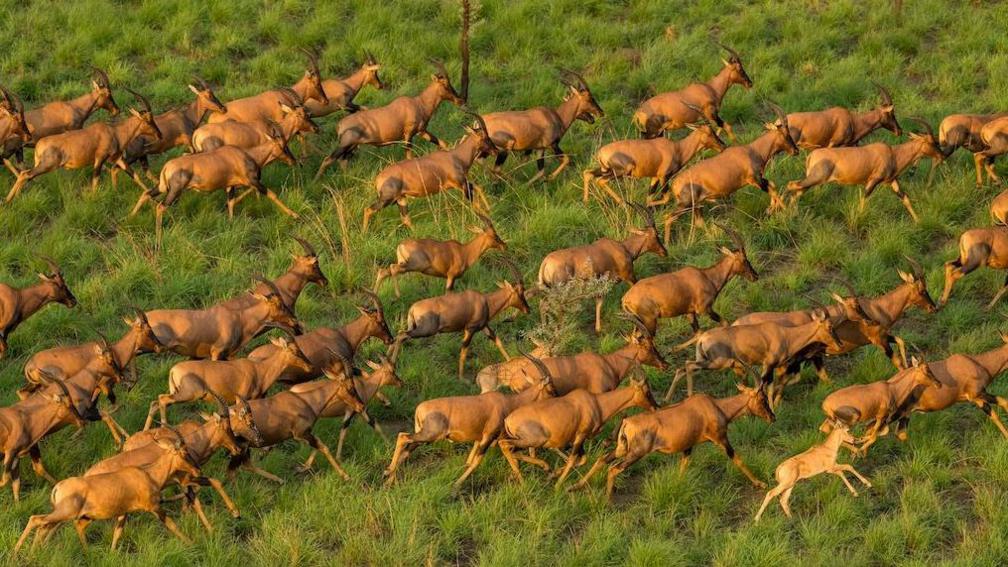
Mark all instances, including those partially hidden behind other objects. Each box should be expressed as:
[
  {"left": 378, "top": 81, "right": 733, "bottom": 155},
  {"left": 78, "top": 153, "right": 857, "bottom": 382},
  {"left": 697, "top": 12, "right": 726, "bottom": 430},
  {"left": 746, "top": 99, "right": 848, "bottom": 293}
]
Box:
[
  {"left": 46, "top": 373, "right": 87, "bottom": 423},
  {"left": 0, "top": 85, "right": 14, "bottom": 111},
  {"left": 364, "top": 50, "right": 377, "bottom": 65},
  {"left": 125, "top": 87, "right": 154, "bottom": 115},
  {"left": 713, "top": 222, "right": 746, "bottom": 250},
  {"left": 835, "top": 276, "right": 859, "bottom": 298},
  {"left": 908, "top": 116, "right": 935, "bottom": 138},
  {"left": 559, "top": 68, "right": 590, "bottom": 91},
  {"left": 518, "top": 346, "right": 552, "bottom": 381},
  {"left": 715, "top": 41, "right": 742, "bottom": 62},
  {"left": 40, "top": 255, "right": 60, "bottom": 275},
  {"left": 429, "top": 58, "right": 449, "bottom": 78},
  {"left": 502, "top": 257, "right": 524, "bottom": 284},
  {"left": 294, "top": 236, "right": 317, "bottom": 257},
  {"left": 681, "top": 101, "right": 709, "bottom": 124},
  {"left": 475, "top": 211, "right": 494, "bottom": 230},
  {"left": 278, "top": 87, "right": 303, "bottom": 106},
  {"left": 463, "top": 107, "right": 489, "bottom": 135},
  {"left": 91, "top": 67, "right": 111, "bottom": 87},
  {"left": 767, "top": 101, "right": 787, "bottom": 123},
  {"left": 192, "top": 75, "right": 211, "bottom": 90},
  {"left": 94, "top": 329, "right": 112, "bottom": 351},
  {"left": 253, "top": 275, "right": 284, "bottom": 298},
  {"left": 619, "top": 312, "right": 654, "bottom": 339},
  {"left": 302, "top": 46, "right": 322, "bottom": 74},
  {"left": 208, "top": 390, "right": 230, "bottom": 418},
  {"left": 359, "top": 288, "right": 382, "bottom": 312},
  {"left": 323, "top": 349, "right": 354, "bottom": 381},
  {"left": 628, "top": 202, "right": 656, "bottom": 230},
  {"left": 872, "top": 81, "right": 894, "bottom": 106},
  {"left": 904, "top": 255, "right": 925, "bottom": 279}
]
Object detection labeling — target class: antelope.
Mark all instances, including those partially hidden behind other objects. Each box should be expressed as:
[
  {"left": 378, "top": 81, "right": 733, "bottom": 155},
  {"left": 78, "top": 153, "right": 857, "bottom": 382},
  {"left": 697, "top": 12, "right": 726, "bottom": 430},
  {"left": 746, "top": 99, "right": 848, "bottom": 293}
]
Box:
[
  {"left": 314, "top": 60, "right": 464, "bottom": 177},
  {"left": 303, "top": 51, "right": 384, "bottom": 116},
  {"left": 820, "top": 357, "right": 941, "bottom": 455},
  {"left": 145, "top": 335, "right": 314, "bottom": 429},
  {"left": 361, "top": 112, "right": 495, "bottom": 230},
  {"left": 621, "top": 227, "right": 757, "bottom": 335},
  {"left": 974, "top": 116, "right": 1008, "bottom": 186},
  {"left": 633, "top": 43, "right": 752, "bottom": 140},
  {"left": 14, "top": 429, "right": 198, "bottom": 553},
  {"left": 190, "top": 90, "right": 319, "bottom": 152},
  {"left": 652, "top": 105, "right": 798, "bottom": 240},
  {"left": 753, "top": 425, "right": 870, "bottom": 522},
  {"left": 785, "top": 83, "right": 901, "bottom": 149},
  {"left": 786, "top": 118, "right": 944, "bottom": 222},
  {"left": 220, "top": 237, "right": 329, "bottom": 311},
  {"left": 390, "top": 262, "right": 530, "bottom": 379},
  {"left": 6, "top": 89, "right": 162, "bottom": 203},
  {"left": 992, "top": 189, "right": 1008, "bottom": 225},
  {"left": 144, "top": 278, "right": 302, "bottom": 360},
  {"left": 671, "top": 309, "right": 843, "bottom": 400},
  {"left": 938, "top": 112, "right": 1008, "bottom": 186},
  {"left": 941, "top": 225, "right": 1008, "bottom": 308},
  {"left": 481, "top": 70, "right": 604, "bottom": 184},
  {"left": 582, "top": 117, "right": 726, "bottom": 204},
  {"left": 538, "top": 204, "right": 667, "bottom": 332},
  {"left": 0, "top": 88, "right": 31, "bottom": 164},
  {"left": 383, "top": 351, "right": 557, "bottom": 488},
  {"left": 0, "top": 257, "right": 77, "bottom": 358},
  {"left": 497, "top": 371, "right": 658, "bottom": 488},
  {"left": 572, "top": 384, "right": 774, "bottom": 499},
  {"left": 207, "top": 49, "right": 329, "bottom": 124},
  {"left": 374, "top": 212, "right": 505, "bottom": 294},
  {"left": 476, "top": 319, "right": 668, "bottom": 394},
  {"left": 224, "top": 368, "right": 367, "bottom": 483}
]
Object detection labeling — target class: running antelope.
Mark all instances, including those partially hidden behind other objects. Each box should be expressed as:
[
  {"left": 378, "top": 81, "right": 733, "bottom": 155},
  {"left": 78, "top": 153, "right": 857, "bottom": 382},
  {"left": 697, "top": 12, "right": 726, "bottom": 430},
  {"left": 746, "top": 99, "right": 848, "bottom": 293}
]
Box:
[
  {"left": 374, "top": 212, "right": 505, "bottom": 294},
  {"left": 314, "top": 60, "right": 464, "bottom": 176},
  {"left": 539, "top": 204, "right": 667, "bottom": 333},
  {"left": 633, "top": 43, "right": 752, "bottom": 140},
  {"left": 361, "top": 112, "right": 494, "bottom": 230},
  {"left": 572, "top": 384, "right": 774, "bottom": 499},
  {"left": 785, "top": 83, "right": 901, "bottom": 149},
  {"left": 787, "top": 118, "right": 944, "bottom": 222},
  {"left": 939, "top": 112, "right": 1008, "bottom": 186},
  {"left": 304, "top": 51, "right": 384, "bottom": 116},
  {"left": 221, "top": 237, "right": 329, "bottom": 311},
  {"left": 207, "top": 49, "right": 328, "bottom": 124},
  {"left": 941, "top": 225, "right": 1008, "bottom": 308},
  {"left": 481, "top": 70, "right": 604, "bottom": 184},
  {"left": 190, "top": 90, "right": 318, "bottom": 152},
  {"left": 0, "top": 257, "right": 77, "bottom": 358}
]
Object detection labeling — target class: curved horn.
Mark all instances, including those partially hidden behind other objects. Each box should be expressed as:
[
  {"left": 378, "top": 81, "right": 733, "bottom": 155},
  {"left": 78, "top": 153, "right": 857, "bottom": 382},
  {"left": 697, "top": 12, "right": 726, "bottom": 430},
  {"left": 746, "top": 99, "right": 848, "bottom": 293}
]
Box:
[
  {"left": 475, "top": 211, "right": 494, "bottom": 230},
  {"left": 45, "top": 374, "right": 87, "bottom": 423},
  {"left": 559, "top": 68, "right": 590, "bottom": 92},
  {"left": 364, "top": 50, "right": 377, "bottom": 65},
  {"left": 277, "top": 87, "right": 303, "bottom": 107},
  {"left": 429, "top": 58, "right": 449, "bottom": 78},
  {"left": 715, "top": 41, "right": 742, "bottom": 62},
  {"left": 908, "top": 116, "right": 935, "bottom": 138},
  {"left": 94, "top": 329, "right": 112, "bottom": 351},
  {"left": 681, "top": 100, "right": 709, "bottom": 124},
  {"left": 301, "top": 46, "right": 322, "bottom": 74},
  {"left": 904, "top": 255, "right": 925, "bottom": 279},
  {"left": 124, "top": 87, "right": 154, "bottom": 115},
  {"left": 835, "top": 276, "right": 859, "bottom": 298},
  {"left": 767, "top": 101, "right": 787, "bottom": 122},
  {"left": 294, "top": 236, "right": 317, "bottom": 257},
  {"left": 463, "top": 107, "right": 489, "bottom": 135},
  {"left": 628, "top": 202, "right": 656, "bottom": 230},
  {"left": 518, "top": 347, "right": 552, "bottom": 381},
  {"left": 192, "top": 75, "right": 211, "bottom": 90},
  {"left": 872, "top": 81, "right": 894, "bottom": 106},
  {"left": 502, "top": 257, "right": 524, "bottom": 284},
  {"left": 130, "top": 306, "right": 151, "bottom": 326},
  {"left": 40, "top": 256, "right": 61, "bottom": 275},
  {"left": 359, "top": 288, "right": 382, "bottom": 312},
  {"left": 208, "top": 390, "right": 230, "bottom": 418},
  {"left": 713, "top": 222, "right": 746, "bottom": 250},
  {"left": 0, "top": 86, "right": 14, "bottom": 111},
  {"left": 91, "top": 67, "right": 111, "bottom": 87},
  {"left": 253, "top": 275, "right": 284, "bottom": 298}
]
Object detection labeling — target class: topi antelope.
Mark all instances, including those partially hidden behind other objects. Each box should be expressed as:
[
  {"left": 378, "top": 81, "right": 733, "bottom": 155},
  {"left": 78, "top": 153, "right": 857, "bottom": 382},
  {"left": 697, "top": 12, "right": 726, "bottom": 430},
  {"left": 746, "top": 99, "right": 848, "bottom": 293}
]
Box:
[
  {"left": 938, "top": 112, "right": 1008, "bottom": 185},
  {"left": 391, "top": 261, "right": 530, "bottom": 379},
  {"left": 754, "top": 424, "right": 870, "bottom": 522},
  {"left": 362, "top": 111, "right": 495, "bottom": 230},
  {"left": 787, "top": 118, "right": 944, "bottom": 222},
  {"left": 304, "top": 51, "right": 384, "bottom": 116},
  {"left": 315, "top": 60, "right": 464, "bottom": 177},
  {"left": 383, "top": 351, "right": 557, "bottom": 488},
  {"left": 207, "top": 48, "right": 328, "bottom": 124},
  {"left": 992, "top": 189, "right": 1008, "bottom": 225},
  {"left": 633, "top": 43, "right": 752, "bottom": 140},
  {"left": 375, "top": 212, "right": 505, "bottom": 294},
  {"left": 572, "top": 384, "right": 774, "bottom": 499},
  {"left": 538, "top": 204, "right": 667, "bottom": 333},
  {"left": 0, "top": 87, "right": 31, "bottom": 164},
  {"left": 0, "top": 257, "right": 77, "bottom": 358},
  {"left": 220, "top": 237, "right": 329, "bottom": 312},
  {"left": 6, "top": 88, "right": 162, "bottom": 203},
  {"left": 785, "top": 83, "right": 901, "bottom": 149},
  {"left": 481, "top": 70, "right": 604, "bottom": 184},
  {"left": 941, "top": 225, "right": 1008, "bottom": 308},
  {"left": 621, "top": 227, "right": 756, "bottom": 335},
  {"left": 190, "top": 90, "right": 318, "bottom": 152},
  {"left": 971, "top": 116, "right": 1008, "bottom": 186}
]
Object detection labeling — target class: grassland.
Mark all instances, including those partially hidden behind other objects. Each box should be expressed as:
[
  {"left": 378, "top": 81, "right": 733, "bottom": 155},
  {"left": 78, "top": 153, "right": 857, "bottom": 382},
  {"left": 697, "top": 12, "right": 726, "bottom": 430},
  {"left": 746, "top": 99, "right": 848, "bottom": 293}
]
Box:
[{"left": 2, "top": 0, "right": 1008, "bottom": 565}]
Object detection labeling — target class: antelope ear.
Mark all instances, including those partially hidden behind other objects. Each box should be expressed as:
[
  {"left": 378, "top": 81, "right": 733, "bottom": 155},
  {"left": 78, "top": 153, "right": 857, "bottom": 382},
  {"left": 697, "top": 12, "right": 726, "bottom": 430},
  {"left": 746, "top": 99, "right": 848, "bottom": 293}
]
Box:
[
  {"left": 129, "top": 108, "right": 142, "bottom": 118},
  {"left": 685, "top": 123, "right": 698, "bottom": 131},
  {"left": 497, "top": 280, "right": 507, "bottom": 288},
  {"left": 911, "top": 355, "right": 921, "bottom": 367},
  {"left": 897, "top": 269, "right": 912, "bottom": 282},
  {"left": 188, "top": 84, "right": 200, "bottom": 95},
  {"left": 38, "top": 272, "right": 51, "bottom": 281},
  {"left": 366, "top": 360, "right": 380, "bottom": 370},
  {"left": 93, "top": 343, "right": 105, "bottom": 355},
  {"left": 279, "top": 103, "right": 294, "bottom": 114},
  {"left": 736, "top": 382, "right": 746, "bottom": 392},
  {"left": 830, "top": 292, "right": 846, "bottom": 304},
  {"left": 764, "top": 122, "right": 775, "bottom": 130},
  {"left": 467, "top": 225, "right": 483, "bottom": 234},
  {"left": 122, "top": 316, "right": 133, "bottom": 326},
  {"left": 908, "top": 132, "right": 921, "bottom": 139},
  {"left": 199, "top": 412, "right": 213, "bottom": 421},
  {"left": 430, "top": 74, "right": 439, "bottom": 82},
  {"left": 719, "top": 246, "right": 732, "bottom": 256},
  {"left": 721, "top": 58, "right": 731, "bottom": 67},
  {"left": 269, "top": 337, "right": 284, "bottom": 347},
  {"left": 92, "top": 80, "right": 101, "bottom": 91}
]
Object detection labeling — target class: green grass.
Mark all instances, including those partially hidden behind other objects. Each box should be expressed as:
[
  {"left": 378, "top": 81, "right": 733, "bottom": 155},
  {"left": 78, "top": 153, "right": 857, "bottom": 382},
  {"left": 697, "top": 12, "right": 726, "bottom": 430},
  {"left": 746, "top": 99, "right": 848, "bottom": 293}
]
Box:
[{"left": 2, "top": 0, "right": 1008, "bottom": 564}]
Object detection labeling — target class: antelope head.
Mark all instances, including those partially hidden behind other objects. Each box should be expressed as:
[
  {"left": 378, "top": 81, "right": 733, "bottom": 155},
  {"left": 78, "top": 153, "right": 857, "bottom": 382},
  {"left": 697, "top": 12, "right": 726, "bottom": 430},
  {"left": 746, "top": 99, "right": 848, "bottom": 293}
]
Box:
[
  {"left": 358, "top": 289, "right": 393, "bottom": 345},
  {"left": 629, "top": 202, "right": 667, "bottom": 257},
  {"left": 293, "top": 237, "right": 328, "bottom": 287},
  {"left": 625, "top": 315, "right": 670, "bottom": 370},
  {"left": 430, "top": 59, "right": 465, "bottom": 106},
  {"left": 270, "top": 334, "right": 314, "bottom": 374},
  {"left": 906, "top": 356, "right": 941, "bottom": 388},
  {"left": 204, "top": 391, "right": 243, "bottom": 456},
  {"left": 124, "top": 307, "right": 163, "bottom": 355},
  {"left": 301, "top": 47, "right": 330, "bottom": 106},
  {"left": 255, "top": 276, "right": 303, "bottom": 335},
  {"left": 0, "top": 86, "right": 30, "bottom": 143},
  {"left": 365, "top": 353, "right": 403, "bottom": 388},
  {"left": 500, "top": 260, "right": 531, "bottom": 314},
  {"left": 321, "top": 359, "right": 368, "bottom": 414},
  {"left": 717, "top": 226, "right": 758, "bottom": 281},
  {"left": 907, "top": 117, "right": 945, "bottom": 165},
  {"left": 463, "top": 110, "right": 495, "bottom": 157},
  {"left": 125, "top": 88, "right": 163, "bottom": 141},
  {"left": 628, "top": 368, "right": 659, "bottom": 411},
  {"left": 738, "top": 382, "right": 775, "bottom": 423},
  {"left": 362, "top": 50, "right": 384, "bottom": 90},
  {"left": 828, "top": 279, "right": 872, "bottom": 325},
  {"left": 810, "top": 308, "right": 843, "bottom": 352},
  {"left": 470, "top": 212, "right": 507, "bottom": 251},
  {"left": 90, "top": 67, "right": 120, "bottom": 116},
  {"left": 686, "top": 120, "right": 728, "bottom": 153},
  {"left": 899, "top": 256, "right": 937, "bottom": 313},
  {"left": 38, "top": 257, "right": 78, "bottom": 307},
  {"left": 560, "top": 69, "right": 604, "bottom": 124},
  {"left": 230, "top": 396, "right": 264, "bottom": 446},
  {"left": 519, "top": 348, "right": 558, "bottom": 398},
  {"left": 278, "top": 90, "right": 319, "bottom": 134},
  {"left": 871, "top": 81, "right": 900, "bottom": 135},
  {"left": 188, "top": 76, "right": 227, "bottom": 115},
  {"left": 766, "top": 102, "right": 799, "bottom": 155},
  {"left": 716, "top": 42, "right": 753, "bottom": 89},
  {"left": 265, "top": 122, "right": 297, "bottom": 166}
]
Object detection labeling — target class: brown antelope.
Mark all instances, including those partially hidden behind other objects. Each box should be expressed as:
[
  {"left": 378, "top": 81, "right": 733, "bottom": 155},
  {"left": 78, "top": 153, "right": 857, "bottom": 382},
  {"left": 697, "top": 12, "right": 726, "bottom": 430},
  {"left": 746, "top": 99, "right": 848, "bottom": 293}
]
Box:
[
  {"left": 225, "top": 367, "right": 367, "bottom": 483},
  {"left": 246, "top": 290, "right": 392, "bottom": 384},
  {"left": 481, "top": 70, "right": 604, "bottom": 183},
  {"left": 391, "top": 262, "right": 530, "bottom": 379},
  {"left": 374, "top": 212, "right": 505, "bottom": 294},
  {"left": 314, "top": 60, "right": 465, "bottom": 177},
  {"left": 111, "top": 77, "right": 228, "bottom": 191},
  {"left": 220, "top": 237, "right": 329, "bottom": 311},
  {"left": 0, "top": 88, "right": 31, "bottom": 164},
  {"left": 652, "top": 105, "right": 798, "bottom": 240},
  {"left": 992, "top": 189, "right": 1008, "bottom": 225},
  {"left": 361, "top": 112, "right": 495, "bottom": 230},
  {"left": 672, "top": 309, "right": 843, "bottom": 400},
  {"left": 582, "top": 117, "right": 726, "bottom": 204},
  {"left": 498, "top": 371, "right": 658, "bottom": 488},
  {"left": 476, "top": 319, "right": 668, "bottom": 394},
  {"left": 303, "top": 52, "right": 384, "bottom": 116},
  {"left": 144, "top": 278, "right": 302, "bottom": 360},
  {"left": 190, "top": 90, "right": 319, "bottom": 152},
  {"left": 539, "top": 204, "right": 667, "bottom": 332},
  {"left": 572, "top": 384, "right": 774, "bottom": 499},
  {"left": 0, "top": 257, "right": 77, "bottom": 358},
  {"left": 383, "top": 351, "right": 557, "bottom": 488},
  {"left": 969, "top": 116, "right": 1008, "bottom": 186},
  {"left": 633, "top": 44, "right": 752, "bottom": 140},
  {"left": 621, "top": 227, "right": 757, "bottom": 335},
  {"left": 941, "top": 225, "right": 1008, "bottom": 308},
  {"left": 145, "top": 335, "right": 314, "bottom": 429},
  {"left": 785, "top": 84, "right": 901, "bottom": 149},
  {"left": 753, "top": 424, "right": 870, "bottom": 521},
  {"left": 6, "top": 89, "right": 162, "bottom": 203},
  {"left": 786, "top": 118, "right": 944, "bottom": 222},
  {"left": 14, "top": 429, "right": 198, "bottom": 553},
  {"left": 820, "top": 357, "right": 941, "bottom": 455},
  {"left": 207, "top": 49, "right": 329, "bottom": 124},
  {"left": 938, "top": 112, "right": 1007, "bottom": 177}
]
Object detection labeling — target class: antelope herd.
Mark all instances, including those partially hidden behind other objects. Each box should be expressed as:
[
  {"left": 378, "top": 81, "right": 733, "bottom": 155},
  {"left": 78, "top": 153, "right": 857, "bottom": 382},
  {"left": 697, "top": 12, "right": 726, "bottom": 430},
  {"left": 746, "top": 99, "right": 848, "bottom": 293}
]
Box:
[{"left": 3, "top": 35, "right": 1008, "bottom": 554}]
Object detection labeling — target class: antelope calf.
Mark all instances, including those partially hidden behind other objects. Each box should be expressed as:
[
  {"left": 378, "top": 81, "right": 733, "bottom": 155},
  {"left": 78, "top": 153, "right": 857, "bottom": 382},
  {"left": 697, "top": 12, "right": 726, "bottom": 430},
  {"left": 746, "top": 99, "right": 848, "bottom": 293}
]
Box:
[
  {"left": 221, "top": 237, "right": 329, "bottom": 312},
  {"left": 583, "top": 119, "right": 726, "bottom": 204},
  {"left": 633, "top": 43, "right": 752, "bottom": 140},
  {"left": 753, "top": 425, "right": 870, "bottom": 521},
  {"left": 208, "top": 49, "right": 328, "bottom": 124},
  {"left": 191, "top": 91, "right": 318, "bottom": 152},
  {"left": 498, "top": 372, "right": 658, "bottom": 488},
  {"left": 384, "top": 352, "right": 557, "bottom": 487},
  {"left": 941, "top": 225, "right": 1008, "bottom": 308},
  {"left": 0, "top": 258, "right": 77, "bottom": 358},
  {"left": 315, "top": 60, "right": 464, "bottom": 176},
  {"left": 375, "top": 212, "right": 505, "bottom": 294},
  {"left": 481, "top": 70, "right": 604, "bottom": 183},
  {"left": 362, "top": 112, "right": 495, "bottom": 230},
  {"left": 785, "top": 84, "right": 901, "bottom": 149},
  {"left": 304, "top": 51, "right": 384, "bottom": 116},
  {"left": 787, "top": 118, "right": 944, "bottom": 222},
  {"left": 572, "top": 384, "right": 774, "bottom": 499},
  {"left": 621, "top": 228, "right": 756, "bottom": 335}
]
